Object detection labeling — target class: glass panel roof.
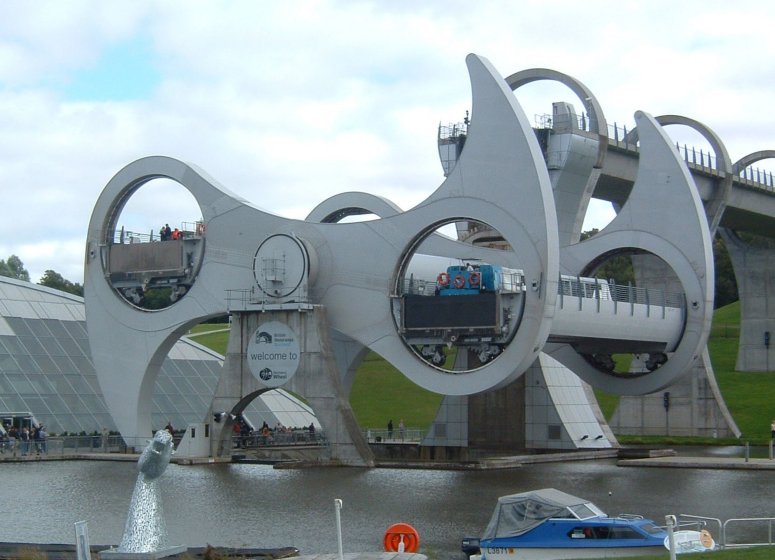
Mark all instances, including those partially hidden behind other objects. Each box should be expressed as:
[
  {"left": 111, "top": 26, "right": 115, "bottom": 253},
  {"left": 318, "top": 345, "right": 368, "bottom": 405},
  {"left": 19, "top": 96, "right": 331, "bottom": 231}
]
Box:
[{"left": 0, "top": 277, "right": 317, "bottom": 435}]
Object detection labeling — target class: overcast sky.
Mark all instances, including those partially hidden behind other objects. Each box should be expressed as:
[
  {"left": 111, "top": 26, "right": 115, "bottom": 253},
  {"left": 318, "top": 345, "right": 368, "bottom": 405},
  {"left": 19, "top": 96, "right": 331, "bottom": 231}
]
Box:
[{"left": 2, "top": 1, "right": 774, "bottom": 284}]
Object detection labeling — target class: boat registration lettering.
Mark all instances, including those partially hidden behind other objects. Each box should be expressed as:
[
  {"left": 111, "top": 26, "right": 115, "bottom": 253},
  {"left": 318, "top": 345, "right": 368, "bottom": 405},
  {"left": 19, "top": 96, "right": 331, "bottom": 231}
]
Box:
[{"left": 485, "top": 547, "right": 515, "bottom": 555}]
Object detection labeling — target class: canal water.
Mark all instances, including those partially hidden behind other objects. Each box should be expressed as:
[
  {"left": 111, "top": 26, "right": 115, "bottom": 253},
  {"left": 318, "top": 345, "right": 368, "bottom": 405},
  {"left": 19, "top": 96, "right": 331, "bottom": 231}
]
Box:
[{"left": 1, "top": 456, "right": 773, "bottom": 559}]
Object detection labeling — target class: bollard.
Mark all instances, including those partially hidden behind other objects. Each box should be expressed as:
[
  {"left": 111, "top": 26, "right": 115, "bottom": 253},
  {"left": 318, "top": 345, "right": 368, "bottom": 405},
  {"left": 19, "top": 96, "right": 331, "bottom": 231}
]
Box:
[
  {"left": 745, "top": 441, "right": 750, "bottom": 462},
  {"left": 665, "top": 515, "right": 677, "bottom": 560},
  {"left": 334, "top": 499, "right": 344, "bottom": 560}
]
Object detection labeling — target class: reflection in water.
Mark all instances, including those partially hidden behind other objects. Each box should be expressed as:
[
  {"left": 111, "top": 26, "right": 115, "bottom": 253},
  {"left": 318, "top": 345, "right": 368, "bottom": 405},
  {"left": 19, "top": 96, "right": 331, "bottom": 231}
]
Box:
[{"left": 0, "top": 459, "right": 773, "bottom": 558}]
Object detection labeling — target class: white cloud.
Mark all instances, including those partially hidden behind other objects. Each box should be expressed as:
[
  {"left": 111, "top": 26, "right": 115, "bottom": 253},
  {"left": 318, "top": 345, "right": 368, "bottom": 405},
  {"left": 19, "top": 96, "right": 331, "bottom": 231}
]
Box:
[{"left": 2, "top": 0, "right": 775, "bottom": 283}]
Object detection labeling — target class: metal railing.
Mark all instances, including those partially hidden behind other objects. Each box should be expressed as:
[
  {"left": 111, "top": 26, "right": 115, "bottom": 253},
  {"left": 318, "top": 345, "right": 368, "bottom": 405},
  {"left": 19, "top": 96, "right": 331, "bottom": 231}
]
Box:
[
  {"left": 231, "top": 429, "right": 326, "bottom": 449},
  {"left": 723, "top": 517, "right": 775, "bottom": 549},
  {"left": 0, "top": 434, "right": 148, "bottom": 457},
  {"left": 675, "top": 514, "right": 775, "bottom": 550},
  {"left": 0, "top": 429, "right": 428, "bottom": 458},
  {"left": 363, "top": 427, "right": 424, "bottom": 443},
  {"left": 113, "top": 221, "right": 204, "bottom": 244},
  {"left": 558, "top": 277, "right": 685, "bottom": 312},
  {"left": 533, "top": 112, "right": 775, "bottom": 193}
]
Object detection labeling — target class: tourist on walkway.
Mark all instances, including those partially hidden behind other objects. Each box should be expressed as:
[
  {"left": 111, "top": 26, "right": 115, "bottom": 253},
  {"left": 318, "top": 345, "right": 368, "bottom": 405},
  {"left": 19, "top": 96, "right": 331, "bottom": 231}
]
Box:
[
  {"left": 20, "top": 426, "right": 30, "bottom": 456},
  {"left": 35, "top": 424, "right": 47, "bottom": 454}
]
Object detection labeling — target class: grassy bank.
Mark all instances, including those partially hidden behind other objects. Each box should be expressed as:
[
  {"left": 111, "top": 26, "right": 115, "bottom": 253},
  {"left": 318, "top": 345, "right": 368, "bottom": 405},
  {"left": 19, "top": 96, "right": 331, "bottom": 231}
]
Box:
[
  {"left": 190, "top": 301, "right": 775, "bottom": 439},
  {"left": 592, "top": 547, "right": 775, "bottom": 560}
]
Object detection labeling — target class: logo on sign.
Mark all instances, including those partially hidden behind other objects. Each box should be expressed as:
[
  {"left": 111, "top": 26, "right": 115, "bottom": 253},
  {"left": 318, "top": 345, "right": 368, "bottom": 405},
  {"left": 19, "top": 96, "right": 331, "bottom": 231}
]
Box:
[{"left": 247, "top": 321, "right": 300, "bottom": 388}]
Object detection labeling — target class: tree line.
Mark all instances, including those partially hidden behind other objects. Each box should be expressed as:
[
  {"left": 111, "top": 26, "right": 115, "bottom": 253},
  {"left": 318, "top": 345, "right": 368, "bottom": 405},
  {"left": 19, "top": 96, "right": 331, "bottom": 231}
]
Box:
[
  {"left": 581, "top": 229, "right": 738, "bottom": 309},
  {"left": 0, "top": 232, "right": 741, "bottom": 307},
  {"left": 0, "top": 255, "right": 84, "bottom": 296}
]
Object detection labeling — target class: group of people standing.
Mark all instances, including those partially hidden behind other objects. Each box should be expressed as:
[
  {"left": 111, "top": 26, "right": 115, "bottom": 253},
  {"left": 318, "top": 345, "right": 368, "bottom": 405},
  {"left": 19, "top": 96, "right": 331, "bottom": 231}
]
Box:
[
  {"left": 0, "top": 423, "right": 47, "bottom": 456},
  {"left": 386, "top": 419, "right": 406, "bottom": 440},
  {"left": 159, "top": 223, "right": 182, "bottom": 241}
]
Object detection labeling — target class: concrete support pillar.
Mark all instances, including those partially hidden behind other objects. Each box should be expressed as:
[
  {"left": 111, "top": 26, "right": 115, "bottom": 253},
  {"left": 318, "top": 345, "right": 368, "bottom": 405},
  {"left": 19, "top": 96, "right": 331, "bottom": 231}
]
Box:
[
  {"left": 611, "top": 347, "right": 740, "bottom": 437},
  {"left": 719, "top": 229, "right": 775, "bottom": 372},
  {"left": 421, "top": 395, "right": 469, "bottom": 449},
  {"left": 525, "top": 353, "right": 616, "bottom": 449},
  {"left": 210, "top": 306, "right": 374, "bottom": 466},
  {"left": 610, "top": 255, "right": 741, "bottom": 437},
  {"left": 425, "top": 352, "right": 616, "bottom": 453}
]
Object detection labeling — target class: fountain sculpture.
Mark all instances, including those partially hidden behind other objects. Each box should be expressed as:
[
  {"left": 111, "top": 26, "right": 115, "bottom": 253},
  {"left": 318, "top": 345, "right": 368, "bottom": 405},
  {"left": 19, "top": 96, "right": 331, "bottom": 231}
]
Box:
[{"left": 100, "top": 430, "right": 186, "bottom": 559}]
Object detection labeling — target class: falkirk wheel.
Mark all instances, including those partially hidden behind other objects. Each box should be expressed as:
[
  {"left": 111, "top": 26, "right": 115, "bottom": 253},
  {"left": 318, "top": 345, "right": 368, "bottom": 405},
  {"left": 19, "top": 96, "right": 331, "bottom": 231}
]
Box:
[{"left": 84, "top": 54, "right": 713, "bottom": 465}]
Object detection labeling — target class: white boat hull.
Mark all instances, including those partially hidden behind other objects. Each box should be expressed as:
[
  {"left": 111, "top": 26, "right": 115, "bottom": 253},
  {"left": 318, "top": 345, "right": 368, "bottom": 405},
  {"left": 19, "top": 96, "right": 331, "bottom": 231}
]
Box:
[{"left": 476, "top": 544, "right": 665, "bottom": 560}]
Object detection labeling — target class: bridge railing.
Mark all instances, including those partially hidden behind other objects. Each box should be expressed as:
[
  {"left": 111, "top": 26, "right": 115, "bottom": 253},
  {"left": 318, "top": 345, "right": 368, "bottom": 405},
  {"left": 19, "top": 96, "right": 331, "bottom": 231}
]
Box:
[
  {"left": 232, "top": 429, "right": 326, "bottom": 449},
  {"left": 112, "top": 221, "right": 204, "bottom": 244},
  {"left": 533, "top": 112, "right": 775, "bottom": 193},
  {"left": 558, "top": 276, "right": 685, "bottom": 313},
  {"left": 363, "top": 427, "right": 424, "bottom": 443}
]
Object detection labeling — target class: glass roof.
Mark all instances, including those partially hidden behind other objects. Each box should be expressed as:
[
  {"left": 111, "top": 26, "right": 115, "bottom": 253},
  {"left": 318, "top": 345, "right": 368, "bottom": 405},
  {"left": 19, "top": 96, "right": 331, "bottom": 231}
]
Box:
[{"left": 0, "top": 276, "right": 316, "bottom": 435}]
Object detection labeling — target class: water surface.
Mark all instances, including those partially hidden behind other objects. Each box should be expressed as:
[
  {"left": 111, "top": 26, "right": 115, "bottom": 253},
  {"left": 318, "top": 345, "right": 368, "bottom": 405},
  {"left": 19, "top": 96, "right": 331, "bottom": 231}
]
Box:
[{"left": 1, "top": 458, "right": 773, "bottom": 558}]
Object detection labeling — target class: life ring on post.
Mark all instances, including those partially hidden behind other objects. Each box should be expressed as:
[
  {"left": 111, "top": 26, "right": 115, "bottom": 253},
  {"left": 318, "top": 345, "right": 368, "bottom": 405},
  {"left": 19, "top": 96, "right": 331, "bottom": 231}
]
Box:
[
  {"left": 453, "top": 274, "right": 466, "bottom": 289},
  {"left": 384, "top": 522, "right": 420, "bottom": 553},
  {"left": 437, "top": 272, "right": 450, "bottom": 287},
  {"left": 469, "top": 271, "right": 481, "bottom": 287}
]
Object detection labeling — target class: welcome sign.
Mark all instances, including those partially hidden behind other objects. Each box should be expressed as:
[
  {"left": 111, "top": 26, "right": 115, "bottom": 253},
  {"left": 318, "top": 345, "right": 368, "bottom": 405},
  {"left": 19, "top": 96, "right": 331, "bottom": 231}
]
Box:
[{"left": 247, "top": 321, "right": 300, "bottom": 387}]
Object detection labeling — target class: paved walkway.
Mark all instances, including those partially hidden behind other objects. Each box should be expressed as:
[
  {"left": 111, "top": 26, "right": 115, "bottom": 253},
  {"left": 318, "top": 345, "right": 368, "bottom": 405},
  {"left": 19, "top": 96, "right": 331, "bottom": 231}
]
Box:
[
  {"left": 296, "top": 554, "right": 426, "bottom": 560},
  {"left": 3, "top": 448, "right": 775, "bottom": 470},
  {"left": 618, "top": 455, "right": 775, "bottom": 470}
]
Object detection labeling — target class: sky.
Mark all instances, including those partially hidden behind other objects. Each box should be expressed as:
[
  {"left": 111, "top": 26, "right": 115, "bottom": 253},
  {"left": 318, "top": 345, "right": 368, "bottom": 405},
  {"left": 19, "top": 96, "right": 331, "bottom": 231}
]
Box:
[{"left": 2, "top": 1, "right": 775, "bottom": 285}]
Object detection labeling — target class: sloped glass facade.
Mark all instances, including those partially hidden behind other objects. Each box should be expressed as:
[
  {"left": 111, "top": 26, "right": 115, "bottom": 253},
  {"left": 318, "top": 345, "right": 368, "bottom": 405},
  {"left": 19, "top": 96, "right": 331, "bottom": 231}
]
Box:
[{"left": 0, "top": 277, "right": 315, "bottom": 435}]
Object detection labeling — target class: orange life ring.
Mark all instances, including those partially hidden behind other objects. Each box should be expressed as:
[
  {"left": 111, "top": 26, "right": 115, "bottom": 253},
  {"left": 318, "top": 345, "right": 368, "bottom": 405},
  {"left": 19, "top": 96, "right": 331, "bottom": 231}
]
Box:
[
  {"left": 453, "top": 274, "right": 466, "bottom": 289},
  {"left": 384, "top": 522, "right": 420, "bottom": 553},
  {"left": 469, "top": 271, "right": 481, "bottom": 286},
  {"left": 437, "top": 272, "right": 450, "bottom": 287}
]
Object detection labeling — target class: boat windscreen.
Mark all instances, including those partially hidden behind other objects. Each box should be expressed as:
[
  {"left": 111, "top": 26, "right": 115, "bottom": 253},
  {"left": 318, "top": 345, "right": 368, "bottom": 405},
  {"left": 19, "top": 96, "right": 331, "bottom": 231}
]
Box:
[
  {"left": 568, "top": 502, "right": 606, "bottom": 520},
  {"left": 639, "top": 522, "right": 667, "bottom": 536}
]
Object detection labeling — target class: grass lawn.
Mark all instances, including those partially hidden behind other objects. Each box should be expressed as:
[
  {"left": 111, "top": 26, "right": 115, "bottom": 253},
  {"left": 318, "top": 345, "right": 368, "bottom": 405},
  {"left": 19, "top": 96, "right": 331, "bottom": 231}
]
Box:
[{"left": 599, "top": 547, "right": 775, "bottom": 560}]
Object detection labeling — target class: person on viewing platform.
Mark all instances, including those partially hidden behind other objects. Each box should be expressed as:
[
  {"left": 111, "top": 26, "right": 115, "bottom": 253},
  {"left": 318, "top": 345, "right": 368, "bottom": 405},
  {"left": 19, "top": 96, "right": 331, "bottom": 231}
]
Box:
[
  {"left": 387, "top": 419, "right": 394, "bottom": 439},
  {"left": 19, "top": 426, "right": 29, "bottom": 456},
  {"left": 232, "top": 421, "right": 242, "bottom": 447},
  {"left": 35, "top": 424, "right": 47, "bottom": 454},
  {"left": 7, "top": 425, "right": 17, "bottom": 453},
  {"left": 240, "top": 418, "right": 252, "bottom": 443}
]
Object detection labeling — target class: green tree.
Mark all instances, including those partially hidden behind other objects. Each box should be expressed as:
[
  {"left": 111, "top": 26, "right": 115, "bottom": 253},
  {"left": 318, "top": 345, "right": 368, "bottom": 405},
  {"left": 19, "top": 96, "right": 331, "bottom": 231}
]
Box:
[
  {"left": 579, "top": 229, "right": 635, "bottom": 284},
  {"left": 142, "top": 287, "right": 173, "bottom": 309},
  {"left": 580, "top": 229, "right": 739, "bottom": 306},
  {"left": 38, "top": 270, "right": 84, "bottom": 297},
  {"left": 0, "top": 255, "right": 30, "bottom": 281},
  {"left": 713, "top": 234, "right": 737, "bottom": 309}
]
